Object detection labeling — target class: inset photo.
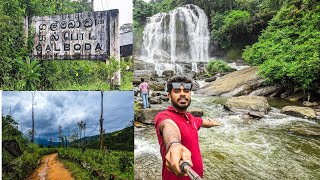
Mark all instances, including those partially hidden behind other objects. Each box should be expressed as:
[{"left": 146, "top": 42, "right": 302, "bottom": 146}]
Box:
[
  {"left": 0, "top": 0, "right": 133, "bottom": 90},
  {"left": 2, "top": 91, "right": 134, "bottom": 180}
]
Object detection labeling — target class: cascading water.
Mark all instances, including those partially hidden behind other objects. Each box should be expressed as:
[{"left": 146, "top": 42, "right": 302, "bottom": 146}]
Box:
[{"left": 141, "top": 4, "right": 210, "bottom": 76}]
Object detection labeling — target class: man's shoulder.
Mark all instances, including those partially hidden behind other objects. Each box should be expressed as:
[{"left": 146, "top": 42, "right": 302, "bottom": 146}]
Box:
[{"left": 155, "top": 109, "right": 170, "bottom": 117}]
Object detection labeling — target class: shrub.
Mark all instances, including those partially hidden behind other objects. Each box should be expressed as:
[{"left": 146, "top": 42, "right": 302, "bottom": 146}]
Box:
[{"left": 206, "top": 60, "right": 232, "bottom": 75}]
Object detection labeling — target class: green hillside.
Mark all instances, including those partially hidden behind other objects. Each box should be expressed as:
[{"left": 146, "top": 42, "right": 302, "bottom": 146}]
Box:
[
  {"left": 72, "top": 125, "right": 134, "bottom": 151},
  {"left": 243, "top": 0, "right": 320, "bottom": 96}
]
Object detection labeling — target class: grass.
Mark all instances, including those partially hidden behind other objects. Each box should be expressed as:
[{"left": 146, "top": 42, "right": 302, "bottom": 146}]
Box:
[{"left": 60, "top": 158, "right": 98, "bottom": 180}]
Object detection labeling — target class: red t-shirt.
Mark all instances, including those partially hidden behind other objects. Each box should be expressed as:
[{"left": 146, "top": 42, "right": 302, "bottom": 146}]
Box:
[{"left": 154, "top": 106, "right": 203, "bottom": 180}]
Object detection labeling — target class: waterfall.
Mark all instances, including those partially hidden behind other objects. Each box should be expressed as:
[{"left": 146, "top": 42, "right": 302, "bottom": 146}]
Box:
[{"left": 141, "top": 4, "right": 210, "bottom": 76}]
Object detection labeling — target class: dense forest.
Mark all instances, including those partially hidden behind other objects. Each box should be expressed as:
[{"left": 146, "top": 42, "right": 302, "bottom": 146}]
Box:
[
  {"left": 133, "top": 0, "right": 320, "bottom": 98},
  {"left": 2, "top": 115, "right": 134, "bottom": 180},
  {"left": 0, "top": 0, "right": 132, "bottom": 90}
]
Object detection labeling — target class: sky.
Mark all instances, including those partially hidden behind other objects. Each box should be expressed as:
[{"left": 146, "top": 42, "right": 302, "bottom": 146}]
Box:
[
  {"left": 2, "top": 91, "right": 134, "bottom": 141},
  {"left": 93, "top": 0, "right": 133, "bottom": 26}
]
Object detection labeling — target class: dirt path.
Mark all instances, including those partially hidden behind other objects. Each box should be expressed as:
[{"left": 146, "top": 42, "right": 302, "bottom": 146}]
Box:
[{"left": 28, "top": 153, "right": 74, "bottom": 180}]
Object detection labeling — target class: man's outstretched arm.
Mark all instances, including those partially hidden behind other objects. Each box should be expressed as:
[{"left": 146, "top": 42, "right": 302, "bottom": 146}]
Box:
[
  {"left": 160, "top": 119, "right": 193, "bottom": 176},
  {"left": 201, "top": 119, "right": 221, "bottom": 128}
]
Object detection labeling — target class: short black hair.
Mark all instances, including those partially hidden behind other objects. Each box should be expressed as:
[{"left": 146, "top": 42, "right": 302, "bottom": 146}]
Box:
[
  {"left": 167, "top": 75, "right": 193, "bottom": 93},
  {"left": 141, "top": 78, "right": 144, "bottom": 82}
]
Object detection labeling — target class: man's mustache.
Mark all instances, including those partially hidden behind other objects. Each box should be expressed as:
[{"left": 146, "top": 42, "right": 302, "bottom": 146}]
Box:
[{"left": 178, "top": 97, "right": 189, "bottom": 101}]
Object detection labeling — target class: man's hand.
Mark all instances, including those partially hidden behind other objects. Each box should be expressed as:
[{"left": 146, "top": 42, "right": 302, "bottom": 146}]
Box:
[
  {"left": 202, "top": 119, "right": 222, "bottom": 128},
  {"left": 165, "top": 143, "right": 193, "bottom": 176}
]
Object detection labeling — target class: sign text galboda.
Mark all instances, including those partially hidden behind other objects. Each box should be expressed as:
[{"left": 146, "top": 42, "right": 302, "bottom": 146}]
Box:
[{"left": 32, "top": 10, "right": 119, "bottom": 60}]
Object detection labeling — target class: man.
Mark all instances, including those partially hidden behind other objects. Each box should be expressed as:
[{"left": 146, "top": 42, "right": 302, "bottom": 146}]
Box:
[
  {"left": 139, "top": 78, "right": 150, "bottom": 109},
  {"left": 154, "top": 75, "right": 221, "bottom": 179}
]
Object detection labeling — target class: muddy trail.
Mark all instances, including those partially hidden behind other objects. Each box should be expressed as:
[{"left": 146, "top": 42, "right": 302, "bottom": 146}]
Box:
[{"left": 27, "top": 153, "right": 74, "bottom": 180}]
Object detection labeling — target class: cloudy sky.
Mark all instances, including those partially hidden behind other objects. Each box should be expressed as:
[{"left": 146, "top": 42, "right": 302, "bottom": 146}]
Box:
[
  {"left": 2, "top": 91, "right": 133, "bottom": 141},
  {"left": 94, "top": 0, "right": 133, "bottom": 25}
]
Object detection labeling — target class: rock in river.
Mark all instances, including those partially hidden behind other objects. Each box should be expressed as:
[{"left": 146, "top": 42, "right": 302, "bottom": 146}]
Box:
[
  {"left": 281, "top": 106, "right": 316, "bottom": 119},
  {"left": 224, "top": 96, "right": 270, "bottom": 114}
]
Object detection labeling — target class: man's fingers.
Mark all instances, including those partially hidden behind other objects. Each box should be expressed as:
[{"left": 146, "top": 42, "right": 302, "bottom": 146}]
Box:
[
  {"left": 165, "top": 151, "right": 179, "bottom": 175},
  {"left": 165, "top": 160, "right": 173, "bottom": 172}
]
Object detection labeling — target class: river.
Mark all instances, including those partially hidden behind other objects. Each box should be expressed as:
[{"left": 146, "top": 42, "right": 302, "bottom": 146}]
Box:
[{"left": 134, "top": 95, "right": 320, "bottom": 180}]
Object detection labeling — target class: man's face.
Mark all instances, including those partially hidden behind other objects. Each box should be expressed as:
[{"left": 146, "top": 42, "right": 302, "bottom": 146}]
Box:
[{"left": 168, "top": 83, "right": 192, "bottom": 111}]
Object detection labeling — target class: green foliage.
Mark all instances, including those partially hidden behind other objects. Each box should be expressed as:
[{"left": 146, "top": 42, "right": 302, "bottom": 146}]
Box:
[
  {"left": 60, "top": 159, "right": 98, "bottom": 180},
  {"left": 2, "top": 115, "right": 24, "bottom": 140},
  {"left": 81, "top": 126, "right": 134, "bottom": 151},
  {"left": 206, "top": 60, "right": 232, "bottom": 75},
  {"left": 2, "top": 115, "right": 59, "bottom": 179},
  {"left": 104, "top": 126, "right": 134, "bottom": 151},
  {"left": 133, "top": 0, "right": 155, "bottom": 26},
  {"left": 59, "top": 148, "right": 134, "bottom": 180},
  {"left": 16, "top": 57, "right": 42, "bottom": 90},
  {"left": 29, "top": 0, "right": 92, "bottom": 16},
  {"left": 120, "top": 57, "right": 133, "bottom": 90},
  {"left": 211, "top": 10, "right": 252, "bottom": 48},
  {"left": 243, "top": 0, "right": 320, "bottom": 92}
]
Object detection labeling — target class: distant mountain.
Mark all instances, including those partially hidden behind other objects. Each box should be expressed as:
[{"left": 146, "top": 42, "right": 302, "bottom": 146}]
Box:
[
  {"left": 70, "top": 126, "right": 134, "bottom": 151},
  {"left": 35, "top": 138, "right": 60, "bottom": 147}
]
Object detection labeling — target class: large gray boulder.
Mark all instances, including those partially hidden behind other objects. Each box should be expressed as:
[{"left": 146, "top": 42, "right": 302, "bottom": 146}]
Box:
[
  {"left": 188, "top": 108, "right": 204, "bottom": 117},
  {"left": 133, "top": 70, "right": 153, "bottom": 85},
  {"left": 149, "top": 96, "right": 162, "bottom": 104},
  {"left": 289, "top": 127, "right": 320, "bottom": 136},
  {"left": 249, "top": 86, "right": 281, "bottom": 96},
  {"left": 196, "top": 67, "right": 262, "bottom": 96},
  {"left": 134, "top": 59, "right": 155, "bottom": 71},
  {"left": 281, "top": 106, "right": 316, "bottom": 119},
  {"left": 136, "top": 107, "right": 165, "bottom": 124},
  {"left": 149, "top": 81, "right": 165, "bottom": 91},
  {"left": 224, "top": 96, "right": 270, "bottom": 114}
]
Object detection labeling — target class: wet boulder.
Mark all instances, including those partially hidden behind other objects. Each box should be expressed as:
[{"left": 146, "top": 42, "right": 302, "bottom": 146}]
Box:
[
  {"left": 224, "top": 96, "right": 270, "bottom": 114},
  {"left": 302, "top": 101, "right": 319, "bottom": 107},
  {"left": 249, "top": 86, "right": 281, "bottom": 96},
  {"left": 289, "top": 127, "right": 320, "bottom": 136},
  {"left": 136, "top": 107, "right": 165, "bottom": 125},
  {"left": 189, "top": 109, "right": 204, "bottom": 117},
  {"left": 134, "top": 59, "right": 155, "bottom": 71},
  {"left": 133, "top": 86, "right": 140, "bottom": 96},
  {"left": 133, "top": 70, "right": 152, "bottom": 85},
  {"left": 196, "top": 67, "right": 263, "bottom": 96},
  {"left": 162, "top": 70, "right": 175, "bottom": 77},
  {"left": 286, "top": 92, "right": 308, "bottom": 102},
  {"left": 149, "top": 96, "right": 162, "bottom": 104},
  {"left": 151, "top": 91, "right": 167, "bottom": 97},
  {"left": 205, "top": 76, "right": 217, "bottom": 82},
  {"left": 149, "top": 81, "right": 165, "bottom": 91},
  {"left": 281, "top": 106, "right": 316, "bottom": 119}
]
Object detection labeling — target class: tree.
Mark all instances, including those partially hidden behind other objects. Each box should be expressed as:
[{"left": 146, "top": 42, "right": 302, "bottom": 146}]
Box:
[
  {"left": 100, "top": 91, "right": 104, "bottom": 150},
  {"left": 49, "top": 138, "right": 53, "bottom": 148},
  {"left": 2, "top": 115, "right": 23, "bottom": 139},
  {"left": 58, "top": 125, "right": 64, "bottom": 147},
  {"left": 77, "top": 120, "right": 86, "bottom": 147},
  {"left": 31, "top": 91, "right": 36, "bottom": 143}
]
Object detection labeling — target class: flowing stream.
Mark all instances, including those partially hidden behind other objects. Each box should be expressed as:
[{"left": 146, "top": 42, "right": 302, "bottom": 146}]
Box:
[
  {"left": 134, "top": 95, "right": 320, "bottom": 180},
  {"left": 140, "top": 4, "right": 210, "bottom": 76}
]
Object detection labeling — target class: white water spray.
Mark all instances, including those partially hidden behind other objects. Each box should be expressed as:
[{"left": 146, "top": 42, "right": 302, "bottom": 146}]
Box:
[{"left": 141, "top": 4, "right": 210, "bottom": 76}]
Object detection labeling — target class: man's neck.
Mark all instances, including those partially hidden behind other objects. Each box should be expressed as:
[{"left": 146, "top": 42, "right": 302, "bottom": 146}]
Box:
[{"left": 171, "top": 105, "right": 187, "bottom": 113}]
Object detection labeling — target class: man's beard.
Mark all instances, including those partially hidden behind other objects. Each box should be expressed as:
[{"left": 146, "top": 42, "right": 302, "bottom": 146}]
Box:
[{"left": 171, "top": 97, "right": 191, "bottom": 111}]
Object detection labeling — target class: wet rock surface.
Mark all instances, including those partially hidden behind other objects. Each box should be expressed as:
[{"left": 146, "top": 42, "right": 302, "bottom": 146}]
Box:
[
  {"left": 196, "top": 67, "right": 261, "bottom": 96},
  {"left": 224, "top": 96, "right": 270, "bottom": 114},
  {"left": 289, "top": 127, "right": 320, "bottom": 136},
  {"left": 281, "top": 106, "right": 316, "bottom": 119}
]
